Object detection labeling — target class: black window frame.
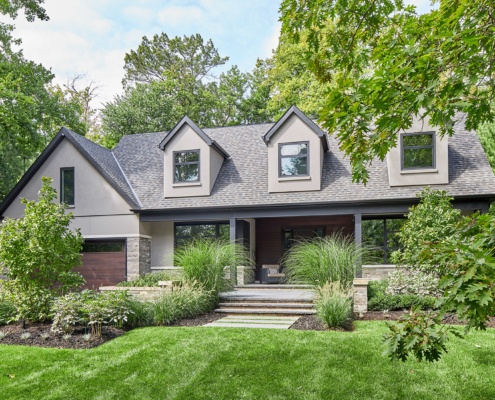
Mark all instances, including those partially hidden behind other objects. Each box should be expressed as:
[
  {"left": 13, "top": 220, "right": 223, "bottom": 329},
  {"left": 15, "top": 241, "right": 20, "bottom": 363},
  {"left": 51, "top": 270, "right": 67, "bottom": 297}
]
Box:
[
  {"left": 173, "top": 150, "right": 200, "bottom": 183},
  {"left": 174, "top": 221, "right": 230, "bottom": 248},
  {"left": 401, "top": 132, "right": 436, "bottom": 170},
  {"left": 278, "top": 141, "right": 310, "bottom": 177},
  {"left": 362, "top": 216, "right": 405, "bottom": 264},
  {"left": 60, "top": 167, "right": 75, "bottom": 207}
]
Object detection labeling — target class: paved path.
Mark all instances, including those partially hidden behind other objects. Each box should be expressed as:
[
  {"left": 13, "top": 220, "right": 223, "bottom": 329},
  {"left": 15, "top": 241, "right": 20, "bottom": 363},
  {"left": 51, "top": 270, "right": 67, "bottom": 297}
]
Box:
[{"left": 204, "top": 315, "right": 300, "bottom": 329}]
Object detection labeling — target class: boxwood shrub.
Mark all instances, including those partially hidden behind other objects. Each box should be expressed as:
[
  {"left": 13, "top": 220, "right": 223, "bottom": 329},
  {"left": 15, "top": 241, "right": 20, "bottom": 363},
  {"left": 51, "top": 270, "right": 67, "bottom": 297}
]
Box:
[{"left": 367, "top": 280, "right": 437, "bottom": 311}]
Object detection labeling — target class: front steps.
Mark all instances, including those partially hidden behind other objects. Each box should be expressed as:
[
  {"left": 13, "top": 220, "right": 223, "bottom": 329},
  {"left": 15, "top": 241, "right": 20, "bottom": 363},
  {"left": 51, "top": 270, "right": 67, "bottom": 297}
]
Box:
[{"left": 215, "top": 286, "right": 316, "bottom": 318}]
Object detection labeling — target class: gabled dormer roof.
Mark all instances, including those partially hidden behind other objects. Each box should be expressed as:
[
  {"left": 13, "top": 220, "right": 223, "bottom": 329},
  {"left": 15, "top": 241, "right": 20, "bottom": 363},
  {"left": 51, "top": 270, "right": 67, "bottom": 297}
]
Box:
[
  {"left": 158, "top": 116, "right": 230, "bottom": 158},
  {"left": 263, "top": 105, "right": 329, "bottom": 152}
]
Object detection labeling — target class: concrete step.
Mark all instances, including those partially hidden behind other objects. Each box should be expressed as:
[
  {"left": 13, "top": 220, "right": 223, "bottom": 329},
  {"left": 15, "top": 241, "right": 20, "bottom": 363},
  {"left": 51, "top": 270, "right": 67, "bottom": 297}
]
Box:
[
  {"left": 218, "top": 302, "right": 314, "bottom": 309},
  {"left": 218, "top": 296, "right": 314, "bottom": 303},
  {"left": 235, "top": 284, "right": 313, "bottom": 289},
  {"left": 214, "top": 308, "right": 316, "bottom": 315},
  {"left": 204, "top": 315, "right": 300, "bottom": 329}
]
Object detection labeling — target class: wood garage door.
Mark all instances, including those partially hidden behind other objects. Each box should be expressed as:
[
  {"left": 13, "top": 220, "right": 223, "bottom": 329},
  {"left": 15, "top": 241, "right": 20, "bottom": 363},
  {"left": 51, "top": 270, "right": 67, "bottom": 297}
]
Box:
[{"left": 74, "top": 240, "right": 127, "bottom": 289}]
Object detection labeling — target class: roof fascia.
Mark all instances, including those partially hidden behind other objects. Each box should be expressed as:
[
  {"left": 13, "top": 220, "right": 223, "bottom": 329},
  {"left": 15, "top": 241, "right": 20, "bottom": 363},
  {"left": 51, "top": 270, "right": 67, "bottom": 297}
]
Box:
[
  {"left": 158, "top": 116, "right": 230, "bottom": 158},
  {"left": 263, "top": 105, "right": 329, "bottom": 152}
]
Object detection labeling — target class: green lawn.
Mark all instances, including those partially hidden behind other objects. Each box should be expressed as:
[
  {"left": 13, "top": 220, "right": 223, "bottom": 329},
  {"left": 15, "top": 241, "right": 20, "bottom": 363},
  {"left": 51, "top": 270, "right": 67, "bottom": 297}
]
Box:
[{"left": 1, "top": 322, "right": 495, "bottom": 400}]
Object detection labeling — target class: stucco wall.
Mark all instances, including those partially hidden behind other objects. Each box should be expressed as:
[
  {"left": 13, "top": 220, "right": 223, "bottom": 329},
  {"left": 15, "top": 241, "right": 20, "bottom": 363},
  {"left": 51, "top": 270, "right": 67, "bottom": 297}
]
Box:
[
  {"left": 150, "top": 221, "right": 174, "bottom": 267},
  {"left": 2, "top": 138, "right": 141, "bottom": 237},
  {"left": 387, "top": 116, "right": 449, "bottom": 187},
  {"left": 163, "top": 124, "right": 224, "bottom": 198},
  {"left": 267, "top": 114, "right": 323, "bottom": 193}
]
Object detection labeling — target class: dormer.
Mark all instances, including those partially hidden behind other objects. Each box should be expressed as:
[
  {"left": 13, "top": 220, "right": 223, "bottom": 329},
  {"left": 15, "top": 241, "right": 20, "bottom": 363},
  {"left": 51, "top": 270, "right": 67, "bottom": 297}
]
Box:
[
  {"left": 387, "top": 115, "right": 448, "bottom": 187},
  {"left": 263, "top": 106, "right": 329, "bottom": 193},
  {"left": 159, "top": 116, "right": 229, "bottom": 198}
]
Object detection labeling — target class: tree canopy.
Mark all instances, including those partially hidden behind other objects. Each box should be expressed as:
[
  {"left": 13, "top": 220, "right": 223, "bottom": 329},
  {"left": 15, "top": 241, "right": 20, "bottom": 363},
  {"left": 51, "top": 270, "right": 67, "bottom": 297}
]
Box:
[
  {"left": 0, "top": 2, "right": 89, "bottom": 202},
  {"left": 280, "top": 0, "right": 495, "bottom": 183},
  {"left": 101, "top": 33, "right": 270, "bottom": 147}
]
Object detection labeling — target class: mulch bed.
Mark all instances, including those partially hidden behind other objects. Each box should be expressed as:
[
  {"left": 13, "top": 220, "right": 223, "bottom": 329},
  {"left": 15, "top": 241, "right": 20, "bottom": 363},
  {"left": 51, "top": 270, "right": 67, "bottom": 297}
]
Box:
[
  {"left": 2, "top": 311, "right": 495, "bottom": 349},
  {"left": 0, "top": 323, "right": 124, "bottom": 349}
]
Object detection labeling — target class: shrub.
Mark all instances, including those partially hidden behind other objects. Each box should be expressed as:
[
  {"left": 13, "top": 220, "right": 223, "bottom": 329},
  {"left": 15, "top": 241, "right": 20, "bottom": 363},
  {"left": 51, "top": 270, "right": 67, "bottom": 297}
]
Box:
[
  {"left": 282, "top": 233, "right": 372, "bottom": 287},
  {"left": 0, "top": 177, "right": 85, "bottom": 322},
  {"left": 367, "top": 280, "right": 437, "bottom": 311},
  {"left": 174, "top": 239, "right": 253, "bottom": 294},
  {"left": 0, "top": 287, "right": 16, "bottom": 325},
  {"left": 151, "top": 284, "right": 216, "bottom": 326},
  {"left": 51, "top": 290, "right": 133, "bottom": 336},
  {"left": 316, "top": 282, "right": 353, "bottom": 328},
  {"left": 116, "top": 272, "right": 176, "bottom": 287},
  {"left": 387, "top": 269, "right": 441, "bottom": 297}
]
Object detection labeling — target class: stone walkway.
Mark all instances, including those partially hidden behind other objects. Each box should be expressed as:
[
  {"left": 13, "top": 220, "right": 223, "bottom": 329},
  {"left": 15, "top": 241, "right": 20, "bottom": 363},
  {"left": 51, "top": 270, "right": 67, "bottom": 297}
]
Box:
[{"left": 203, "top": 315, "right": 300, "bottom": 329}]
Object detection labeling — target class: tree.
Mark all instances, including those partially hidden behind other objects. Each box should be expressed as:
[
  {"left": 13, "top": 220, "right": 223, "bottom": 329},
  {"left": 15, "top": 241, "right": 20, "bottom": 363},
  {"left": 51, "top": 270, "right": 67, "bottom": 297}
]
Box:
[
  {"left": 477, "top": 121, "right": 495, "bottom": 173},
  {"left": 0, "top": 4, "right": 86, "bottom": 202},
  {"left": 280, "top": 0, "right": 495, "bottom": 183},
  {"left": 0, "top": 177, "right": 85, "bottom": 322},
  {"left": 383, "top": 189, "right": 495, "bottom": 362},
  {"left": 101, "top": 33, "right": 264, "bottom": 146}
]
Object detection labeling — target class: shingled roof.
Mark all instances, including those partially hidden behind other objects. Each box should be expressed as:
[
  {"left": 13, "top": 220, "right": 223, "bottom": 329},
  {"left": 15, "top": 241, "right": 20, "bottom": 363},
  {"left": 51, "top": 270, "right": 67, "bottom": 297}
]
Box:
[
  {"left": 111, "top": 119, "right": 495, "bottom": 211},
  {"left": 2, "top": 119, "right": 494, "bottom": 216}
]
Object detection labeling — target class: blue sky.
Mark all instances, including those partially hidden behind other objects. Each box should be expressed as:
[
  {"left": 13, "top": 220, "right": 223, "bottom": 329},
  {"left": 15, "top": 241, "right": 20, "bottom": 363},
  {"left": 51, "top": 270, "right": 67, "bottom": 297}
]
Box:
[{"left": 11, "top": 0, "right": 433, "bottom": 107}]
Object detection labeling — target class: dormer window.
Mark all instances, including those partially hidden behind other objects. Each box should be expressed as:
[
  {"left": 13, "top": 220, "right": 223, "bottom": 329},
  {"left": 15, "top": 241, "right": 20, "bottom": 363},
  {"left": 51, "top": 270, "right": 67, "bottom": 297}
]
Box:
[
  {"left": 279, "top": 142, "right": 309, "bottom": 177},
  {"left": 174, "top": 150, "right": 200, "bottom": 183},
  {"left": 401, "top": 132, "right": 435, "bottom": 170}
]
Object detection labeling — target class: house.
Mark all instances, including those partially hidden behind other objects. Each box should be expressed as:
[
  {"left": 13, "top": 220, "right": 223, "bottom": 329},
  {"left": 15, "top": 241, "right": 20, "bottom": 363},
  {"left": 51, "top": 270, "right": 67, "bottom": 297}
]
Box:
[{"left": 1, "top": 106, "right": 494, "bottom": 288}]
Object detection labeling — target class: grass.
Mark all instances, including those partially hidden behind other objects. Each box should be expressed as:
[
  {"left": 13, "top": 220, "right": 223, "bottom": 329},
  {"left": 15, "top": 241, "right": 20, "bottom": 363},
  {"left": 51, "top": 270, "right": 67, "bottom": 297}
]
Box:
[
  {"left": 282, "top": 233, "right": 373, "bottom": 287},
  {"left": 1, "top": 322, "right": 495, "bottom": 399}
]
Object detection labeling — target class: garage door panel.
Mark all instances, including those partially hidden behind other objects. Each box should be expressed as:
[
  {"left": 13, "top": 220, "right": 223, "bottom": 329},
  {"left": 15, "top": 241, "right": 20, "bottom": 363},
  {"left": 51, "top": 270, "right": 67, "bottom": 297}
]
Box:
[{"left": 75, "top": 240, "right": 126, "bottom": 289}]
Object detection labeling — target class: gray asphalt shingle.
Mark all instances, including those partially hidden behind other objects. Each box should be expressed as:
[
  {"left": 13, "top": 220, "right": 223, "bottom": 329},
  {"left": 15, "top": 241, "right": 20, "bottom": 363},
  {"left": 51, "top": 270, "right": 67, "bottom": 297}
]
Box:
[{"left": 110, "top": 120, "right": 495, "bottom": 210}]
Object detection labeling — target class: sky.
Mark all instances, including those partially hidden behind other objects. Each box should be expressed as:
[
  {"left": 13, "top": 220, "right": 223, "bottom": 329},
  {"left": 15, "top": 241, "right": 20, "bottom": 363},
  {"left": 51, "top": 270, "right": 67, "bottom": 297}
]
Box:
[{"left": 10, "top": 0, "right": 434, "bottom": 107}]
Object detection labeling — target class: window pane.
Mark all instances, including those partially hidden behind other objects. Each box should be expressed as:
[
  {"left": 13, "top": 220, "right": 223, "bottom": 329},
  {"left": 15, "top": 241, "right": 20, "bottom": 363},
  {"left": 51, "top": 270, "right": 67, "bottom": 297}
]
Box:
[
  {"left": 61, "top": 169, "right": 74, "bottom": 205},
  {"left": 280, "top": 143, "right": 307, "bottom": 156},
  {"left": 403, "top": 148, "right": 434, "bottom": 168},
  {"left": 362, "top": 220, "right": 384, "bottom": 247},
  {"left": 190, "top": 224, "right": 216, "bottom": 237},
  {"left": 386, "top": 219, "right": 405, "bottom": 232},
  {"left": 175, "top": 225, "right": 192, "bottom": 237},
  {"left": 174, "top": 151, "right": 199, "bottom": 163},
  {"left": 175, "top": 164, "right": 199, "bottom": 182},
  {"left": 82, "top": 242, "right": 123, "bottom": 252},
  {"left": 218, "top": 224, "right": 230, "bottom": 240},
  {"left": 403, "top": 134, "right": 433, "bottom": 147},
  {"left": 280, "top": 156, "right": 308, "bottom": 176}
]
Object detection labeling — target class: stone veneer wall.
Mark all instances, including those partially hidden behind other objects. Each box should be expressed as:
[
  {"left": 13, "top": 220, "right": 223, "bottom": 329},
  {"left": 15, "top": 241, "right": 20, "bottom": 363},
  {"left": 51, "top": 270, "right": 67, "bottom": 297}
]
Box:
[
  {"left": 362, "top": 265, "right": 397, "bottom": 281},
  {"left": 127, "top": 236, "right": 152, "bottom": 281},
  {"left": 100, "top": 286, "right": 170, "bottom": 301},
  {"left": 353, "top": 279, "right": 368, "bottom": 313}
]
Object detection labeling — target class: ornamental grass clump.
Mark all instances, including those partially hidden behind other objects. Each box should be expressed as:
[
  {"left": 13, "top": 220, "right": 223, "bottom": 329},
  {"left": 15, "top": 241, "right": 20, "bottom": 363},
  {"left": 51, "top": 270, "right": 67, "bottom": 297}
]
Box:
[
  {"left": 316, "top": 282, "right": 353, "bottom": 329},
  {"left": 282, "top": 233, "right": 369, "bottom": 288},
  {"left": 116, "top": 271, "right": 176, "bottom": 287},
  {"left": 174, "top": 239, "right": 253, "bottom": 294},
  {"left": 151, "top": 283, "right": 216, "bottom": 326}
]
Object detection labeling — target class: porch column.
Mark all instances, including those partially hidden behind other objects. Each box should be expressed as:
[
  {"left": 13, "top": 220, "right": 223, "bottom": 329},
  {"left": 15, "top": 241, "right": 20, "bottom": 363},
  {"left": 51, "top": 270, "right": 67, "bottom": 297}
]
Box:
[
  {"left": 354, "top": 213, "right": 362, "bottom": 278},
  {"left": 229, "top": 217, "right": 236, "bottom": 243}
]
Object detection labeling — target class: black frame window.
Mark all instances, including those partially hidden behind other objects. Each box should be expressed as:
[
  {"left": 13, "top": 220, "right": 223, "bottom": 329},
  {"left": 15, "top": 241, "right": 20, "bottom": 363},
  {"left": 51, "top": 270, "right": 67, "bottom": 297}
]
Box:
[
  {"left": 283, "top": 227, "right": 325, "bottom": 253},
  {"left": 174, "top": 222, "right": 229, "bottom": 247},
  {"left": 362, "top": 217, "right": 405, "bottom": 264},
  {"left": 401, "top": 132, "right": 435, "bottom": 170},
  {"left": 82, "top": 241, "right": 124, "bottom": 253},
  {"left": 174, "top": 150, "right": 200, "bottom": 183},
  {"left": 279, "top": 142, "right": 309, "bottom": 177},
  {"left": 60, "top": 167, "right": 75, "bottom": 206}
]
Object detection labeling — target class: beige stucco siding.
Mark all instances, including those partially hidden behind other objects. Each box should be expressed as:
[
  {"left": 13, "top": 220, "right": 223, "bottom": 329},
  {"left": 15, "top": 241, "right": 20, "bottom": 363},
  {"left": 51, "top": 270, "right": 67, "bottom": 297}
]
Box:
[
  {"left": 3, "top": 138, "right": 140, "bottom": 236},
  {"left": 150, "top": 221, "right": 174, "bottom": 267},
  {"left": 267, "top": 114, "right": 323, "bottom": 193}
]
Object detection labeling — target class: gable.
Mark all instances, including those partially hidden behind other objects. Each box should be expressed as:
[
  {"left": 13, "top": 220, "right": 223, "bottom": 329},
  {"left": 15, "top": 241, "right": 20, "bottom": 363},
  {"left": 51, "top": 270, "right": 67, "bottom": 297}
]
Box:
[{"left": 2, "top": 138, "right": 133, "bottom": 218}]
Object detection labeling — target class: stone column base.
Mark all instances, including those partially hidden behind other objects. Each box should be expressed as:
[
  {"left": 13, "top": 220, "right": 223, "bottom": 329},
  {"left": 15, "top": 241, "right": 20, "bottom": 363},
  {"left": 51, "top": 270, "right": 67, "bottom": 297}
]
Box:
[
  {"left": 236, "top": 266, "right": 255, "bottom": 285},
  {"left": 353, "top": 278, "right": 369, "bottom": 313},
  {"left": 126, "top": 236, "right": 152, "bottom": 281}
]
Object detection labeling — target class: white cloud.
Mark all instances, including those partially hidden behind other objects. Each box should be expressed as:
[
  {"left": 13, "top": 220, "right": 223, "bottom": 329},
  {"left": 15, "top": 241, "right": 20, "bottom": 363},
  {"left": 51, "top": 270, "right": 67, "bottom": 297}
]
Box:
[{"left": 157, "top": 5, "right": 205, "bottom": 27}]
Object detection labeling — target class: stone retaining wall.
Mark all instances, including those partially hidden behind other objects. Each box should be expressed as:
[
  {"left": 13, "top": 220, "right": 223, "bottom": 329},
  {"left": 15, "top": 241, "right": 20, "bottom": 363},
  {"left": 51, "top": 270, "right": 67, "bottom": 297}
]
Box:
[
  {"left": 353, "top": 278, "right": 368, "bottom": 314},
  {"left": 362, "top": 264, "right": 397, "bottom": 281},
  {"left": 100, "top": 286, "right": 170, "bottom": 301}
]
